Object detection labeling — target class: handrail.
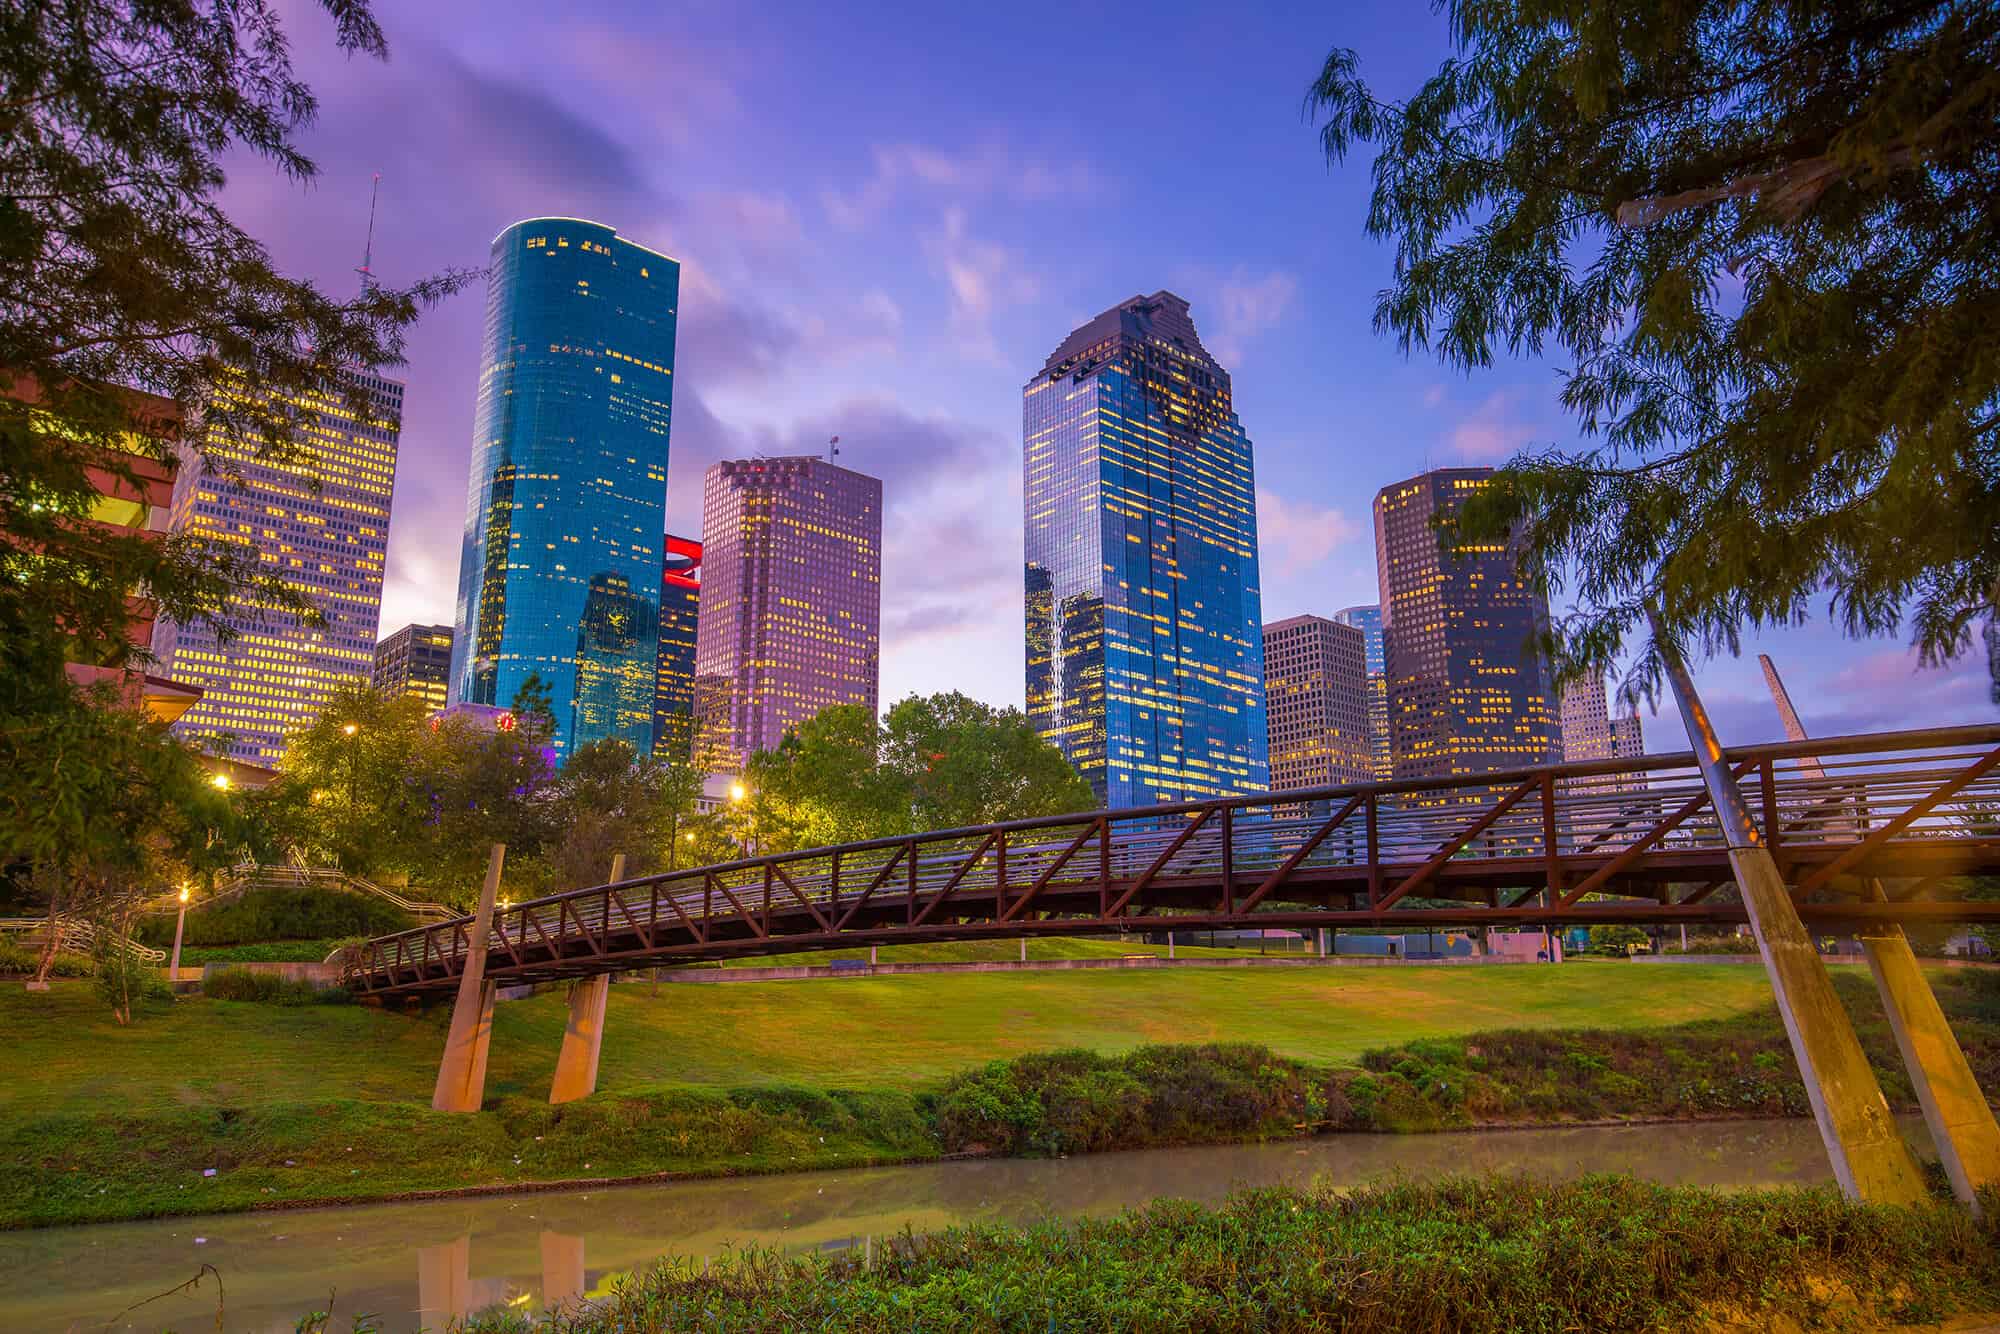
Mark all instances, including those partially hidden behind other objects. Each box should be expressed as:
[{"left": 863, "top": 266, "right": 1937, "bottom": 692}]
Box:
[
  {"left": 345, "top": 725, "right": 2000, "bottom": 978},
  {"left": 132, "top": 864, "right": 454, "bottom": 922},
  {"left": 0, "top": 916, "right": 168, "bottom": 963}
]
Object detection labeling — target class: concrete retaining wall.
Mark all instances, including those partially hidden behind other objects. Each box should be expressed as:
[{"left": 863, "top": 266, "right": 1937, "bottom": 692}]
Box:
[{"left": 199, "top": 961, "right": 344, "bottom": 988}]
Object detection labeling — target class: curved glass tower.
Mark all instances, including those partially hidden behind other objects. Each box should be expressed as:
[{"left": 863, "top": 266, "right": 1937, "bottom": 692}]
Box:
[{"left": 450, "top": 218, "right": 679, "bottom": 759}]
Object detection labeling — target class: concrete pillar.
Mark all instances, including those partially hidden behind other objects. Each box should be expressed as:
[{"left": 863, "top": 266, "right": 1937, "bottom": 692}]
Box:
[
  {"left": 1761, "top": 653, "right": 2000, "bottom": 1209},
  {"left": 1658, "top": 626, "right": 1926, "bottom": 1205},
  {"left": 1862, "top": 921, "right": 2000, "bottom": 1208},
  {"left": 549, "top": 854, "right": 621, "bottom": 1106},
  {"left": 432, "top": 844, "right": 505, "bottom": 1113},
  {"left": 416, "top": 1235, "right": 472, "bottom": 1325},
  {"left": 1019, "top": 937, "right": 1027, "bottom": 962},
  {"left": 540, "top": 1230, "right": 586, "bottom": 1309},
  {"left": 550, "top": 976, "right": 610, "bottom": 1104}
]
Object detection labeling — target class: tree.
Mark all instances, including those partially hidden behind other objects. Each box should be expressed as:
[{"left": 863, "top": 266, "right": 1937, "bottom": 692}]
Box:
[
  {"left": 539, "top": 738, "right": 703, "bottom": 891},
  {"left": 882, "top": 692, "right": 1096, "bottom": 831},
  {"left": 1307, "top": 3, "right": 2000, "bottom": 694},
  {"left": 742, "top": 694, "right": 1096, "bottom": 855},
  {"left": 509, "top": 673, "right": 558, "bottom": 741},
  {"left": 1, "top": 1, "right": 466, "bottom": 934}
]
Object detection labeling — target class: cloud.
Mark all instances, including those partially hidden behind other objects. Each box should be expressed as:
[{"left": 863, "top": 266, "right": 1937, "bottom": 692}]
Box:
[
  {"left": 823, "top": 140, "right": 1100, "bottom": 229},
  {"left": 1257, "top": 487, "right": 1364, "bottom": 579},
  {"left": 1209, "top": 269, "right": 1300, "bottom": 363},
  {"left": 924, "top": 207, "right": 1038, "bottom": 360},
  {"left": 1448, "top": 390, "right": 1544, "bottom": 463}
]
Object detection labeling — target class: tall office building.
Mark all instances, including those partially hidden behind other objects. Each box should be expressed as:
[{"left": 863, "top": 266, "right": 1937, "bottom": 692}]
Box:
[
  {"left": 1023, "top": 292, "right": 1267, "bottom": 808},
  {"left": 449, "top": 218, "right": 679, "bottom": 760},
  {"left": 1332, "top": 604, "right": 1391, "bottom": 780},
  {"left": 1374, "top": 468, "right": 1561, "bottom": 783},
  {"left": 1263, "top": 615, "right": 1372, "bottom": 791},
  {"left": 155, "top": 368, "right": 403, "bottom": 763},
  {"left": 374, "top": 623, "right": 454, "bottom": 712},
  {"left": 1559, "top": 674, "right": 1616, "bottom": 763},
  {"left": 652, "top": 533, "right": 701, "bottom": 762},
  {"left": 693, "top": 457, "right": 881, "bottom": 769}
]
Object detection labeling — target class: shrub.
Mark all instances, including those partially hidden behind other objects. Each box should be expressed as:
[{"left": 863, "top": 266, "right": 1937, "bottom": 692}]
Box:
[
  {"left": 0, "top": 937, "right": 94, "bottom": 977},
  {"left": 201, "top": 967, "right": 347, "bottom": 1005},
  {"left": 137, "top": 886, "right": 412, "bottom": 948}
]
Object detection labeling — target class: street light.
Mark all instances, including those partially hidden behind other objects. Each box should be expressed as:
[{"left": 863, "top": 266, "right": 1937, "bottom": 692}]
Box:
[
  {"left": 729, "top": 781, "right": 747, "bottom": 803},
  {"left": 169, "top": 885, "right": 191, "bottom": 979},
  {"left": 209, "top": 773, "right": 230, "bottom": 791}
]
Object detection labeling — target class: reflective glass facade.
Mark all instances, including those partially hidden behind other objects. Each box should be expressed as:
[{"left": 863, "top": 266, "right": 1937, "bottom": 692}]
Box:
[
  {"left": 450, "top": 218, "right": 679, "bottom": 759},
  {"left": 1024, "top": 292, "right": 1267, "bottom": 809},
  {"left": 156, "top": 368, "right": 402, "bottom": 763},
  {"left": 693, "top": 457, "right": 882, "bottom": 770},
  {"left": 1374, "top": 468, "right": 1561, "bottom": 782},
  {"left": 1333, "top": 604, "right": 1392, "bottom": 779},
  {"left": 652, "top": 533, "right": 701, "bottom": 762}
]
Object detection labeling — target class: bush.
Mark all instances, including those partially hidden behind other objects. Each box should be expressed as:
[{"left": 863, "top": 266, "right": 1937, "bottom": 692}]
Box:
[
  {"left": 94, "top": 943, "right": 169, "bottom": 1023},
  {"left": 201, "top": 967, "right": 348, "bottom": 1005},
  {"left": 179, "top": 939, "right": 354, "bottom": 965},
  {"left": 0, "top": 937, "right": 94, "bottom": 977},
  {"left": 137, "top": 886, "right": 412, "bottom": 948}
]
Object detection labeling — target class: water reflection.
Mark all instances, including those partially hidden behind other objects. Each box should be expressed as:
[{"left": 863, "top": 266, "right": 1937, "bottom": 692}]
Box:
[{"left": 0, "top": 1117, "right": 1931, "bottom": 1333}]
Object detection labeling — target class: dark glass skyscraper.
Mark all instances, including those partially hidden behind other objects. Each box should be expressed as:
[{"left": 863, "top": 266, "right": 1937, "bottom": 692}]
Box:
[
  {"left": 1374, "top": 468, "right": 1561, "bottom": 782},
  {"left": 652, "top": 533, "right": 701, "bottom": 762},
  {"left": 1333, "top": 604, "right": 1391, "bottom": 779},
  {"left": 1023, "top": 292, "right": 1267, "bottom": 808},
  {"left": 450, "top": 219, "right": 679, "bottom": 759}
]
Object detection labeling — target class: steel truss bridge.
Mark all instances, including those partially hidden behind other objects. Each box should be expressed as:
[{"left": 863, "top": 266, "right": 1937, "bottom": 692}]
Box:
[{"left": 342, "top": 725, "right": 2000, "bottom": 999}]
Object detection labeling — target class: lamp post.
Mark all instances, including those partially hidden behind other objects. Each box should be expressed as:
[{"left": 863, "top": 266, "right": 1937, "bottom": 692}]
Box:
[
  {"left": 728, "top": 781, "right": 753, "bottom": 858},
  {"left": 169, "top": 885, "right": 191, "bottom": 978},
  {"left": 340, "top": 722, "right": 361, "bottom": 866}
]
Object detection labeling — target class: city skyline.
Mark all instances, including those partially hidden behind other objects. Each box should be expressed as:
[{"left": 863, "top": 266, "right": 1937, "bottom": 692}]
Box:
[{"left": 219, "top": 1, "right": 1986, "bottom": 753}]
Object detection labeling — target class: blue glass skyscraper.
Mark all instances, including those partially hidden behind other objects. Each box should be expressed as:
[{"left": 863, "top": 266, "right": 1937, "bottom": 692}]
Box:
[
  {"left": 1333, "top": 604, "right": 1392, "bottom": 779},
  {"left": 1023, "top": 292, "right": 1268, "bottom": 808},
  {"left": 450, "top": 219, "right": 679, "bottom": 759}
]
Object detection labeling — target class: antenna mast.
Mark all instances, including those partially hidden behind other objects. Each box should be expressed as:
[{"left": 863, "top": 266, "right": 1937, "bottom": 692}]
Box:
[{"left": 356, "top": 172, "right": 381, "bottom": 295}]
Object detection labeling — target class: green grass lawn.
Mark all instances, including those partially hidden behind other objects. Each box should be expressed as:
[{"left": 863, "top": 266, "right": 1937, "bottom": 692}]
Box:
[
  {"left": 704, "top": 935, "right": 1266, "bottom": 967},
  {"left": 0, "top": 960, "right": 1782, "bottom": 1117}
]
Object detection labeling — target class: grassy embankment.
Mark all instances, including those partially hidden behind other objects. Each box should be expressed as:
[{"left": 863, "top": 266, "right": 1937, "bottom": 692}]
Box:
[
  {"left": 443, "top": 1176, "right": 2000, "bottom": 1334},
  {"left": 6, "top": 961, "right": 1994, "bottom": 1229}
]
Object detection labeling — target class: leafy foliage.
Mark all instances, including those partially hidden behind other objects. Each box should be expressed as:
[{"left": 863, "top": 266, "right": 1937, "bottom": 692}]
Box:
[
  {"left": 1308, "top": 2, "right": 2000, "bottom": 695},
  {"left": 744, "top": 693, "right": 1095, "bottom": 853}
]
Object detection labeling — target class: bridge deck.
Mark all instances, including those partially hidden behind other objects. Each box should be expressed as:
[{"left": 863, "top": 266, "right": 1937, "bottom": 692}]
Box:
[{"left": 342, "top": 725, "right": 2000, "bottom": 997}]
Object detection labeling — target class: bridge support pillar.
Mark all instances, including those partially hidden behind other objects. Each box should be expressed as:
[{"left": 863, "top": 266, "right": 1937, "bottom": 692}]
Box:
[
  {"left": 550, "top": 976, "right": 610, "bottom": 1104},
  {"left": 416, "top": 1235, "right": 472, "bottom": 1325},
  {"left": 1862, "top": 922, "right": 2000, "bottom": 1209},
  {"left": 432, "top": 844, "right": 504, "bottom": 1114},
  {"left": 540, "top": 1230, "right": 586, "bottom": 1309},
  {"left": 1658, "top": 625, "right": 1926, "bottom": 1205}
]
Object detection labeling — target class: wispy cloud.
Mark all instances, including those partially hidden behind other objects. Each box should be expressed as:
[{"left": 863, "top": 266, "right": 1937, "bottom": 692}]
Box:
[
  {"left": 822, "top": 139, "right": 1100, "bottom": 229},
  {"left": 1209, "top": 269, "right": 1300, "bottom": 363},
  {"left": 1257, "top": 486, "right": 1363, "bottom": 579},
  {"left": 924, "top": 207, "right": 1039, "bottom": 361},
  {"left": 1448, "top": 390, "right": 1544, "bottom": 463}
]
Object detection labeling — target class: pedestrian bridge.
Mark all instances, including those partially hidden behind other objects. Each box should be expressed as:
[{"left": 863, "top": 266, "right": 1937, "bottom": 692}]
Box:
[{"left": 341, "top": 723, "right": 2000, "bottom": 1000}]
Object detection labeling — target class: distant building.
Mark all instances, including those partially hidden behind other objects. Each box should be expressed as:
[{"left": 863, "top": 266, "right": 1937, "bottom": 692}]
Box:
[
  {"left": 693, "top": 457, "right": 881, "bottom": 769},
  {"left": 1560, "top": 674, "right": 1617, "bottom": 763},
  {"left": 1023, "top": 291, "right": 1267, "bottom": 808},
  {"left": 1374, "top": 468, "right": 1561, "bottom": 783},
  {"left": 1332, "top": 604, "right": 1391, "bottom": 780},
  {"left": 449, "top": 217, "right": 679, "bottom": 761},
  {"left": 1611, "top": 711, "right": 1645, "bottom": 761},
  {"left": 1263, "top": 615, "right": 1372, "bottom": 791},
  {"left": 652, "top": 533, "right": 701, "bottom": 763},
  {"left": 374, "top": 623, "right": 453, "bottom": 712},
  {"left": 156, "top": 367, "right": 403, "bottom": 764}
]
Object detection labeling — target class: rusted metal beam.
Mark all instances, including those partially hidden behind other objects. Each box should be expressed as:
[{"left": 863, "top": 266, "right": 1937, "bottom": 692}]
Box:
[
  {"left": 1376, "top": 780, "right": 1535, "bottom": 911},
  {"left": 1238, "top": 794, "right": 1364, "bottom": 913},
  {"left": 1796, "top": 746, "right": 2000, "bottom": 897}
]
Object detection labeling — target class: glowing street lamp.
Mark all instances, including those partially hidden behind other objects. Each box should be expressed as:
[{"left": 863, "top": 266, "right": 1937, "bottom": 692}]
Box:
[
  {"left": 209, "top": 772, "right": 231, "bottom": 791},
  {"left": 169, "top": 884, "right": 192, "bottom": 979}
]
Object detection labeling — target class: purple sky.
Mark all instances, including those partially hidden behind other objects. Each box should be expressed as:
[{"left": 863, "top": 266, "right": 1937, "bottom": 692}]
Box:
[{"left": 226, "top": 0, "right": 1991, "bottom": 755}]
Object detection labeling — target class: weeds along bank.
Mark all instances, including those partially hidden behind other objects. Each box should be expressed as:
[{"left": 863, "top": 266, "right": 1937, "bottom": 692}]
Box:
[{"left": 445, "top": 1176, "right": 2000, "bottom": 1333}]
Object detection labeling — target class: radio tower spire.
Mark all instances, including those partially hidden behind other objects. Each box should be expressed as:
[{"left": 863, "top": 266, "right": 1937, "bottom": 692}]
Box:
[{"left": 356, "top": 172, "right": 381, "bottom": 296}]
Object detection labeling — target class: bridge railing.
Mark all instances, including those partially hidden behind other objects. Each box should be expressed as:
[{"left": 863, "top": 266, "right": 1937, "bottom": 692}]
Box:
[{"left": 342, "top": 724, "right": 2000, "bottom": 989}]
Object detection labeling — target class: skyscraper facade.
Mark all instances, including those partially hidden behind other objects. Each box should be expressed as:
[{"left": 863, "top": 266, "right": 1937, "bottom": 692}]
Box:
[
  {"left": 449, "top": 218, "right": 679, "bottom": 760},
  {"left": 652, "top": 533, "right": 701, "bottom": 762},
  {"left": 1332, "top": 604, "right": 1392, "bottom": 780},
  {"left": 1023, "top": 292, "right": 1268, "bottom": 809},
  {"left": 374, "top": 623, "right": 454, "bottom": 712},
  {"left": 1374, "top": 468, "right": 1561, "bottom": 783},
  {"left": 693, "top": 457, "right": 881, "bottom": 769},
  {"left": 155, "top": 368, "right": 403, "bottom": 763},
  {"left": 1262, "top": 615, "right": 1372, "bottom": 791}
]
